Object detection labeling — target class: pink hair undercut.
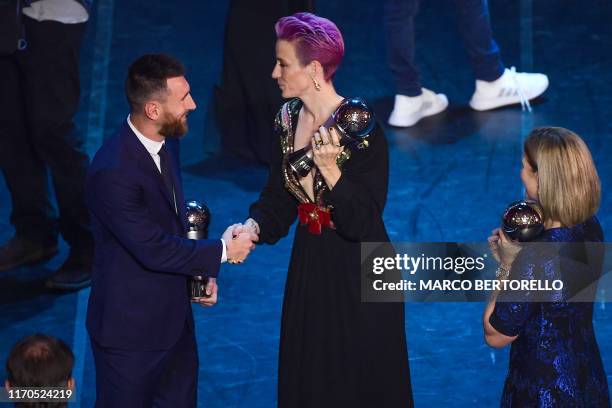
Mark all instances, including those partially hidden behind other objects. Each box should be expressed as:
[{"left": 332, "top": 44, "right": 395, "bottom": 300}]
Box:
[{"left": 275, "top": 12, "right": 345, "bottom": 81}]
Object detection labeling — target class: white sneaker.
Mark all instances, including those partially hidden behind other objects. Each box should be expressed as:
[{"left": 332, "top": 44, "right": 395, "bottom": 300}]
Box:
[
  {"left": 469, "top": 67, "right": 549, "bottom": 112},
  {"left": 388, "top": 88, "right": 449, "bottom": 127}
]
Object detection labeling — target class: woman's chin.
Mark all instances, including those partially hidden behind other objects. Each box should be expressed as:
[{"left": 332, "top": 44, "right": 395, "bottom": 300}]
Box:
[{"left": 280, "top": 89, "right": 295, "bottom": 99}]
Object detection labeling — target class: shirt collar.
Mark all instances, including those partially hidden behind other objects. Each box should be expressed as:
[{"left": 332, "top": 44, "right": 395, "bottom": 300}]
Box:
[{"left": 127, "top": 115, "right": 164, "bottom": 155}]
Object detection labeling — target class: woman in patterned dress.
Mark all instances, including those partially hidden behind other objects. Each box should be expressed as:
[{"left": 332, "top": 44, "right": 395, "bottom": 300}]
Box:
[
  {"left": 484, "top": 127, "right": 609, "bottom": 407},
  {"left": 234, "top": 12, "right": 413, "bottom": 408}
]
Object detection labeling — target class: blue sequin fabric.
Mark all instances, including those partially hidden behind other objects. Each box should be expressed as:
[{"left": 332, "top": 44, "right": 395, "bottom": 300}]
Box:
[{"left": 490, "top": 217, "right": 610, "bottom": 407}]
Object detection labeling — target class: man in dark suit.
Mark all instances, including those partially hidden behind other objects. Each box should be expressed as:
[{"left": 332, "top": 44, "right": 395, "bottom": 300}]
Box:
[{"left": 85, "top": 54, "right": 257, "bottom": 407}]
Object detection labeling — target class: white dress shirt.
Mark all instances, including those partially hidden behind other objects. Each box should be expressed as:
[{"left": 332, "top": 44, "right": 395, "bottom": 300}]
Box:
[
  {"left": 128, "top": 115, "right": 164, "bottom": 171},
  {"left": 127, "top": 116, "right": 227, "bottom": 263},
  {"left": 23, "top": 0, "right": 89, "bottom": 24}
]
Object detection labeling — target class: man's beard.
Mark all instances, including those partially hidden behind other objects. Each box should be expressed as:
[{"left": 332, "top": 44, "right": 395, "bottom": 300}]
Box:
[{"left": 159, "top": 112, "right": 188, "bottom": 138}]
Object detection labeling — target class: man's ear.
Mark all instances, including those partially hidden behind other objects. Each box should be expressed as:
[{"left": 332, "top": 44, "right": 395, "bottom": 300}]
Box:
[
  {"left": 143, "top": 101, "right": 161, "bottom": 121},
  {"left": 4, "top": 380, "right": 11, "bottom": 390},
  {"left": 67, "top": 378, "right": 75, "bottom": 390}
]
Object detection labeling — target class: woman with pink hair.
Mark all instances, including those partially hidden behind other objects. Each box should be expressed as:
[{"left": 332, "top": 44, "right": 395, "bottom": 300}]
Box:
[{"left": 236, "top": 12, "right": 413, "bottom": 407}]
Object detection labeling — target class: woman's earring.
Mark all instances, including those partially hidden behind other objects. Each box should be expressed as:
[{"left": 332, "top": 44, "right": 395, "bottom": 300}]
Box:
[{"left": 311, "top": 76, "right": 321, "bottom": 91}]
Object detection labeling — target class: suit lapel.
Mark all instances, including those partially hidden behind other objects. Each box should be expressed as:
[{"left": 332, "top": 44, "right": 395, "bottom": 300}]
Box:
[
  {"left": 138, "top": 155, "right": 177, "bottom": 213},
  {"left": 121, "top": 123, "right": 182, "bottom": 222}
]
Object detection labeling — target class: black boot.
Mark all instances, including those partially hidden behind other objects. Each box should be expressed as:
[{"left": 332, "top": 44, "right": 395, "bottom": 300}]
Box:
[
  {"left": 0, "top": 236, "right": 59, "bottom": 272},
  {"left": 45, "top": 248, "right": 92, "bottom": 291}
]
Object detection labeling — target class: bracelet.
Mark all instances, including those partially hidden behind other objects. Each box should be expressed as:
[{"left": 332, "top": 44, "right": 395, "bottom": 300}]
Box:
[{"left": 495, "top": 264, "right": 510, "bottom": 280}]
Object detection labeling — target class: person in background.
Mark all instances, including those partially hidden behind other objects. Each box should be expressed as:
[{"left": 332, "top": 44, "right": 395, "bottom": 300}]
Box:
[
  {"left": 214, "top": 0, "right": 315, "bottom": 164},
  {"left": 0, "top": 0, "right": 94, "bottom": 290},
  {"left": 5, "top": 333, "right": 75, "bottom": 408},
  {"left": 384, "top": 0, "right": 549, "bottom": 127}
]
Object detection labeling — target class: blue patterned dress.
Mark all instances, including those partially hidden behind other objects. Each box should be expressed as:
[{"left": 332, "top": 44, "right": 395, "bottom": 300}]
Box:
[{"left": 490, "top": 217, "right": 610, "bottom": 407}]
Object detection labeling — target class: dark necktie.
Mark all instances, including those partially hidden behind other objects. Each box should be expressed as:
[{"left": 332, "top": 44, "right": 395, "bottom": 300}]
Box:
[{"left": 158, "top": 144, "right": 177, "bottom": 214}]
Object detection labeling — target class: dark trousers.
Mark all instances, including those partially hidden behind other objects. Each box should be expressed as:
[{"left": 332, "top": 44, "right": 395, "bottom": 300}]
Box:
[
  {"left": 0, "top": 16, "right": 91, "bottom": 253},
  {"left": 214, "top": 0, "right": 315, "bottom": 165},
  {"left": 384, "top": 0, "right": 505, "bottom": 96},
  {"left": 91, "top": 322, "right": 199, "bottom": 408}
]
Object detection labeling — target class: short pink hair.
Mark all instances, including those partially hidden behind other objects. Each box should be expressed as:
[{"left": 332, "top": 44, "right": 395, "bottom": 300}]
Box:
[{"left": 275, "top": 12, "right": 344, "bottom": 81}]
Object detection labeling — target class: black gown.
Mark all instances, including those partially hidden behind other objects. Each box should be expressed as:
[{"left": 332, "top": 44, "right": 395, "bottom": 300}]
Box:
[{"left": 249, "top": 99, "right": 413, "bottom": 407}]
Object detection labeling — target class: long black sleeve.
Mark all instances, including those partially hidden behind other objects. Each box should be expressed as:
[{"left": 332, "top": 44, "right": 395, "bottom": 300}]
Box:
[
  {"left": 322, "top": 124, "right": 389, "bottom": 242},
  {"left": 249, "top": 136, "right": 299, "bottom": 244}
]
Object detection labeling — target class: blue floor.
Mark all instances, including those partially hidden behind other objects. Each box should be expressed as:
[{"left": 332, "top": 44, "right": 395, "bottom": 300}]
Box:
[{"left": 1, "top": 0, "right": 611, "bottom": 407}]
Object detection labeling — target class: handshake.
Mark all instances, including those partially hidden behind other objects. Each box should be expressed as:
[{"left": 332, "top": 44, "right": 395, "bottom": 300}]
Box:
[
  {"left": 193, "top": 219, "right": 260, "bottom": 308},
  {"left": 222, "top": 218, "right": 260, "bottom": 264}
]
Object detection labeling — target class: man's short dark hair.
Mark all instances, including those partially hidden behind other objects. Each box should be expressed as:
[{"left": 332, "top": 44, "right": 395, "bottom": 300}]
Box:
[
  {"left": 125, "top": 54, "right": 185, "bottom": 112},
  {"left": 6, "top": 334, "right": 74, "bottom": 388}
]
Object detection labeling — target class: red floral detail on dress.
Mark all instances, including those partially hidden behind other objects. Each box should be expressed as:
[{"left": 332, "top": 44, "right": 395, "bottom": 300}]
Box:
[{"left": 297, "top": 203, "right": 332, "bottom": 235}]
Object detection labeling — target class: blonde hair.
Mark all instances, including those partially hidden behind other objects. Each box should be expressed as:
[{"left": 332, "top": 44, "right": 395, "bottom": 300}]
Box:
[{"left": 524, "top": 127, "right": 600, "bottom": 227}]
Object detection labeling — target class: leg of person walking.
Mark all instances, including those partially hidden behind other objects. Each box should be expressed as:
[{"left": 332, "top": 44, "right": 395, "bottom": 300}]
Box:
[
  {"left": 452, "top": 0, "right": 549, "bottom": 111},
  {"left": 452, "top": 0, "right": 504, "bottom": 82},
  {"left": 384, "top": 0, "right": 448, "bottom": 127}
]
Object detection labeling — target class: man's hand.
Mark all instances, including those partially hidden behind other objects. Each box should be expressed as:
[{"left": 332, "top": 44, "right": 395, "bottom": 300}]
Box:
[
  {"left": 223, "top": 224, "right": 241, "bottom": 242},
  {"left": 224, "top": 225, "right": 258, "bottom": 264},
  {"left": 192, "top": 277, "right": 218, "bottom": 307}
]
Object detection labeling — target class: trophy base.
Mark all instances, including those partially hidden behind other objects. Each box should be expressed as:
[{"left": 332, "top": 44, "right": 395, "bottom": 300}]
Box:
[{"left": 189, "top": 275, "right": 211, "bottom": 300}]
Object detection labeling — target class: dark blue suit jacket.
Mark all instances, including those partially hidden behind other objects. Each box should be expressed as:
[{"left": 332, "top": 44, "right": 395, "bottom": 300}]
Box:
[{"left": 86, "top": 122, "right": 222, "bottom": 351}]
